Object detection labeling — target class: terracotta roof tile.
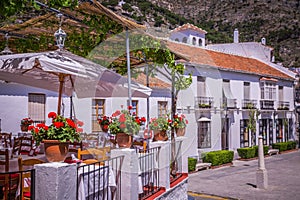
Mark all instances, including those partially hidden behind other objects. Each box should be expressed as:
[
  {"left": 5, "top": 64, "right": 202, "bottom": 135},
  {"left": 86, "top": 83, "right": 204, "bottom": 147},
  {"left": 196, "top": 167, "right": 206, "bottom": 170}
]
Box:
[
  {"left": 133, "top": 73, "right": 171, "bottom": 89},
  {"left": 167, "top": 41, "right": 292, "bottom": 80},
  {"left": 171, "top": 23, "right": 207, "bottom": 34}
]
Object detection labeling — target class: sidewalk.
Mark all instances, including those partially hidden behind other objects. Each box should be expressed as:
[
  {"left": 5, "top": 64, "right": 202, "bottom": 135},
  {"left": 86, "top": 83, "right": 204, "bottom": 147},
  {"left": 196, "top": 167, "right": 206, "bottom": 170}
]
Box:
[{"left": 188, "top": 150, "right": 300, "bottom": 200}]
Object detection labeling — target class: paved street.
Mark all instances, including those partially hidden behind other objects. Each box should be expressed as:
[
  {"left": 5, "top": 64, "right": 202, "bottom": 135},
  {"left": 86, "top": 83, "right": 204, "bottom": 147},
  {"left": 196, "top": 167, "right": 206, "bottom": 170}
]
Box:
[{"left": 188, "top": 150, "right": 300, "bottom": 200}]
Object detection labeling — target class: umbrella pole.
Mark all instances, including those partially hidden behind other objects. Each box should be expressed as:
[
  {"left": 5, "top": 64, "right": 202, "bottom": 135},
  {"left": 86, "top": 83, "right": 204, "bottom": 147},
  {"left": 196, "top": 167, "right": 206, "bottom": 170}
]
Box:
[{"left": 57, "top": 74, "right": 65, "bottom": 115}]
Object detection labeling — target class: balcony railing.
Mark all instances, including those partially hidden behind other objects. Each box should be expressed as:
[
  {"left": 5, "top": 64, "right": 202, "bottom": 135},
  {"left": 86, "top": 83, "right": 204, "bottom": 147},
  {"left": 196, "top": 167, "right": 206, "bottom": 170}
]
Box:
[
  {"left": 222, "top": 98, "right": 237, "bottom": 109},
  {"left": 277, "top": 101, "right": 290, "bottom": 110},
  {"left": 260, "top": 100, "right": 275, "bottom": 110},
  {"left": 242, "top": 99, "right": 257, "bottom": 109},
  {"left": 195, "top": 96, "right": 213, "bottom": 109}
]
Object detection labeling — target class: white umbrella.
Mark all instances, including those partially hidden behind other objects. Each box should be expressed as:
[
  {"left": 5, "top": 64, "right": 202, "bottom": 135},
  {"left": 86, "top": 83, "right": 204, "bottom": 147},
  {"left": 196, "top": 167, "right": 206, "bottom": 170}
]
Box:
[{"left": 0, "top": 49, "right": 151, "bottom": 114}]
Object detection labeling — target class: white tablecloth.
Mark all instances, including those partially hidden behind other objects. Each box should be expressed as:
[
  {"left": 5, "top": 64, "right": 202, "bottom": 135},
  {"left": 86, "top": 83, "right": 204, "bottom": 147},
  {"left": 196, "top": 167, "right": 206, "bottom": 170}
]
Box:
[{"left": 78, "top": 164, "right": 116, "bottom": 200}]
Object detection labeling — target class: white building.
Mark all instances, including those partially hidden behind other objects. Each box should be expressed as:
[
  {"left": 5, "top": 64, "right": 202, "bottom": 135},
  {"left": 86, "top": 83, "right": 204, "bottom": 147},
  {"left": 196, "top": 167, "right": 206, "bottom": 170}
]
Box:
[{"left": 167, "top": 24, "right": 296, "bottom": 158}]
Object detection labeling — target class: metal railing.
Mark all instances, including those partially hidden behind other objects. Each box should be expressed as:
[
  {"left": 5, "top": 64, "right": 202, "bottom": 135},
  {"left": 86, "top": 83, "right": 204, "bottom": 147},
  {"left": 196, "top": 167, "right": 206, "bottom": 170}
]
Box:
[
  {"left": 195, "top": 96, "right": 214, "bottom": 109},
  {"left": 76, "top": 155, "right": 124, "bottom": 200},
  {"left": 222, "top": 98, "right": 237, "bottom": 109},
  {"left": 0, "top": 169, "right": 36, "bottom": 200},
  {"left": 260, "top": 100, "right": 275, "bottom": 110},
  {"left": 170, "top": 140, "right": 183, "bottom": 185},
  {"left": 277, "top": 101, "right": 290, "bottom": 110},
  {"left": 242, "top": 99, "right": 257, "bottom": 109},
  {"left": 136, "top": 146, "right": 161, "bottom": 200}
]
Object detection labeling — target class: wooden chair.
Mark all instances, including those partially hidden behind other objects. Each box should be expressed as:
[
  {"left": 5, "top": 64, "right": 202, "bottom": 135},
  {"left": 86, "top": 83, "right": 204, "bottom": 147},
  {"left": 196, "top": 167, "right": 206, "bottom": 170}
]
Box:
[
  {"left": 18, "top": 157, "right": 45, "bottom": 200},
  {"left": 12, "top": 136, "right": 22, "bottom": 158},
  {"left": 0, "top": 132, "right": 12, "bottom": 148},
  {"left": 0, "top": 149, "right": 19, "bottom": 199},
  {"left": 78, "top": 147, "right": 110, "bottom": 164},
  {"left": 19, "top": 136, "right": 34, "bottom": 155}
]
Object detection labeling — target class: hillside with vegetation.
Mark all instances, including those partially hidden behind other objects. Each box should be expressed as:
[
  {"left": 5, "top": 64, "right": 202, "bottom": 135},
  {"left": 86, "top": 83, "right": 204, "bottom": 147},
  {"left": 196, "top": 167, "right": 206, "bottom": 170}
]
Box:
[{"left": 102, "top": 0, "right": 300, "bottom": 68}]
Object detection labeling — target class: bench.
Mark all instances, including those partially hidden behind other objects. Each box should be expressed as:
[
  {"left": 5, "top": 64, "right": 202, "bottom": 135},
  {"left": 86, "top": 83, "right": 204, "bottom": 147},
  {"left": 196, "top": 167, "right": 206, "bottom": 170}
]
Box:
[
  {"left": 195, "top": 162, "right": 212, "bottom": 171},
  {"left": 268, "top": 149, "right": 279, "bottom": 156}
]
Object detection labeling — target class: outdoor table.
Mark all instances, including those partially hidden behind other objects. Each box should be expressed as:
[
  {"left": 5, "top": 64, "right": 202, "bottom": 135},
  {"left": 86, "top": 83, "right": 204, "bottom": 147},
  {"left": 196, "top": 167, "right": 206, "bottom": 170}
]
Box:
[{"left": 77, "top": 163, "right": 116, "bottom": 200}]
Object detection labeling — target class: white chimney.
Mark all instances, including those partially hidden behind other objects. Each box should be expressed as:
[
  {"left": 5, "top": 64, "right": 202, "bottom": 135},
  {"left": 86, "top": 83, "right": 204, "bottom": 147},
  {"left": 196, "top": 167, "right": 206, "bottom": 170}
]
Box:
[
  {"left": 261, "top": 37, "right": 266, "bottom": 45},
  {"left": 234, "top": 28, "right": 239, "bottom": 43}
]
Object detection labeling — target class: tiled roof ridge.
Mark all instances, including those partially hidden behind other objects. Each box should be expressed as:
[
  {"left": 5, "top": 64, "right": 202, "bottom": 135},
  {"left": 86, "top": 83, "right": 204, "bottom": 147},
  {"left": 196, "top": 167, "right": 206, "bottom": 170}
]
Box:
[
  {"left": 171, "top": 23, "right": 207, "bottom": 34},
  {"left": 166, "top": 40, "right": 293, "bottom": 81}
]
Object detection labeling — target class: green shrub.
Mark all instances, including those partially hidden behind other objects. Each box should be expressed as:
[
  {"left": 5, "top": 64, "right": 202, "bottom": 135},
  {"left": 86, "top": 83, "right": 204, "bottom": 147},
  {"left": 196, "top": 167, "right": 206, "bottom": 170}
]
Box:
[
  {"left": 253, "top": 146, "right": 269, "bottom": 157},
  {"left": 272, "top": 142, "right": 288, "bottom": 152},
  {"left": 188, "top": 157, "right": 197, "bottom": 172},
  {"left": 287, "top": 141, "right": 297, "bottom": 150},
  {"left": 202, "top": 150, "right": 234, "bottom": 166},
  {"left": 237, "top": 147, "right": 256, "bottom": 159}
]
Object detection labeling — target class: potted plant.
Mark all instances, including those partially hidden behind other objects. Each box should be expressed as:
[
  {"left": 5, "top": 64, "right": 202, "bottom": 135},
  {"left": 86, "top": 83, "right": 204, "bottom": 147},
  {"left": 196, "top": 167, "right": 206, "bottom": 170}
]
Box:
[
  {"left": 149, "top": 117, "right": 170, "bottom": 141},
  {"left": 20, "top": 117, "right": 34, "bottom": 132},
  {"left": 170, "top": 114, "right": 188, "bottom": 137},
  {"left": 28, "top": 112, "right": 82, "bottom": 162},
  {"left": 98, "top": 115, "right": 111, "bottom": 132},
  {"left": 108, "top": 106, "right": 146, "bottom": 148}
]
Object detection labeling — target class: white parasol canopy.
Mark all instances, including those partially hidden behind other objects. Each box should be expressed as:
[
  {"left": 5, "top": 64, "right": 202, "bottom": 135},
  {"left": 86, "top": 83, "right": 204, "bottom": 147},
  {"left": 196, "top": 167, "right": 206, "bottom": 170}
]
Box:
[{"left": 0, "top": 50, "right": 151, "bottom": 114}]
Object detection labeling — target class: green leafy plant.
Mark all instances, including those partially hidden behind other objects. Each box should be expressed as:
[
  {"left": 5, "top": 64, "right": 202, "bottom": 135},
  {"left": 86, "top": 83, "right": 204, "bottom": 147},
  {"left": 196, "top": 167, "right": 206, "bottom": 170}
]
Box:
[
  {"left": 108, "top": 107, "right": 146, "bottom": 135},
  {"left": 170, "top": 114, "right": 188, "bottom": 129},
  {"left": 20, "top": 117, "right": 34, "bottom": 126},
  {"left": 188, "top": 157, "right": 197, "bottom": 172},
  {"left": 149, "top": 117, "right": 170, "bottom": 131},
  {"left": 29, "top": 112, "right": 82, "bottom": 146}
]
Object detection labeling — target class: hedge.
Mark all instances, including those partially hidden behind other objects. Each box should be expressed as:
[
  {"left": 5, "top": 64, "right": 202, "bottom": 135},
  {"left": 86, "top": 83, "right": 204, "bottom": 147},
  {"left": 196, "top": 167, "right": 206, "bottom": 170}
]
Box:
[
  {"left": 188, "top": 157, "right": 197, "bottom": 172},
  {"left": 272, "top": 141, "right": 297, "bottom": 152},
  {"left": 253, "top": 146, "right": 269, "bottom": 157},
  {"left": 202, "top": 150, "right": 234, "bottom": 166},
  {"left": 237, "top": 147, "right": 256, "bottom": 159}
]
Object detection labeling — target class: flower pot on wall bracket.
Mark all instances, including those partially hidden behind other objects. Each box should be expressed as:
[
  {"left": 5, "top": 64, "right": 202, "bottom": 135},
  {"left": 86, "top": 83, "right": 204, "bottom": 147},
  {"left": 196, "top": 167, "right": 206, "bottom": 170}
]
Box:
[
  {"left": 176, "top": 128, "right": 186, "bottom": 137},
  {"left": 43, "top": 140, "right": 69, "bottom": 162},
  {"left": 20, "top": 125, "right": 29, "bottom": 132},
  {"left": 153, "top": 130, "right": 168, "bottom": 142},
  {"left": 115, "top": 133, "right": 132, "bottom": 148}
]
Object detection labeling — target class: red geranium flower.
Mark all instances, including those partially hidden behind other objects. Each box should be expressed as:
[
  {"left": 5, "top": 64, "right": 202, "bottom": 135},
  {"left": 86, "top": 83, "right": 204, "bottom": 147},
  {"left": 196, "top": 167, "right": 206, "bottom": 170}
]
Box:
[
  {"left": 48, "top": 112, "right": 57, "bottom": 119},
  {"left": 120, "top": 123, "right": 126, "bottom": 129},
  {"left": 119, "top": 114, "right": 126, "bottom": 123},
  {"left": 54, "top": 122, "right": 64, "bottom": 129},
  {"left": 66, "top": 119, "right": 76, "bottom": 128}
]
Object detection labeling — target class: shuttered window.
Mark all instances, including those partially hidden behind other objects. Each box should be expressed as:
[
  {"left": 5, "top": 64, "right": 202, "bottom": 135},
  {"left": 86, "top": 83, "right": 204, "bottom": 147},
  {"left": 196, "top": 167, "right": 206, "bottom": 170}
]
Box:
[
  {"left": 158, "top": 101, "right": 168, "bottom": 117},
  {"left": 28, "top": 93, "right": 46, "bottom": 124}
]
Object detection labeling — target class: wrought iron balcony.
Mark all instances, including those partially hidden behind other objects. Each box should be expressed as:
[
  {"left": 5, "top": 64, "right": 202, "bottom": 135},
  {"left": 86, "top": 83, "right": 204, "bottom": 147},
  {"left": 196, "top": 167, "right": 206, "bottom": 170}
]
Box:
[
  {"left": 222, "top": 98, "right": 237, "bottom": 109},
  {"left": 260, "top": 100, "right": 274, "bottom": 110},
  {"left": 277, "top": 101, "right": 290, "bottom": 110},
  {"left": 195, "top": 96, "right": 213, "bottom": 109},
  {"left": 242, "top": 99, "right": 257, "bottom": 109}
]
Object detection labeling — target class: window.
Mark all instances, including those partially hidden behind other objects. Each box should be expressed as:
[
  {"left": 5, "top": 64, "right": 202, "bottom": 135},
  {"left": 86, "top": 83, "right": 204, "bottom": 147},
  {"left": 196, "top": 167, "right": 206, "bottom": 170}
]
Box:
[
  {"left": 192, "top": 37, "right": 196, "bottom": 45},
  {"left": 92, "top": 99, "right": 105, "bottom": 132},
  {"left": 158, "top": 101, "right": 168, "bottom": 117},
  {"left": 28, "top": 93, "right": 46, "bottom": 124},
  {"left": 175, "top": 38, "right": 179, "bottom": 42},
  {"left": 129, "top": 100, "right": 138, "bottom": 116},
  {"left": 261, "top": 82, "right": 276, "bottom": 100},
  {"left": 278, "top": 86, "right": 283, "bottom": 101},
  {"left": 240, "top": 120, "right": 250, "bottom": 147},
  {"left": 197, "top": 76, "right": 206, "bottom": 97},
  {"left": 182, "top": 37, "right": 187, "bottom": 43},
  {"left": 198, "top": 38, "right": 202, "bottom": 46},
  {"left": 198, "top": 121, "right": 211, "bottom": 148},
  {"left": 244, "top": 82, "right": 250, "bottom": 100}
]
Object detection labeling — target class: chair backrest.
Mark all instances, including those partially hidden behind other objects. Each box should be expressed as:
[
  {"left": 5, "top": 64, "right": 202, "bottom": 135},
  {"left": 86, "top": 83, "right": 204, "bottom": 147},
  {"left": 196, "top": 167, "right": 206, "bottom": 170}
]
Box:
[
  {"left": 0, "top": 149, "right": 11, "bottom": 199},
  {"left": 12, "top": 136, "right": 22, "bottom": 158},
  {"left": 19, "top": 136, "right": 34, "bottom": 155},
  {"left": 0, "top": 132, "right": 12, "bottom": 148},
  {"left": 78, "top": 147, "right": 110, "bottom": 161},
  {"left": 18, "top": 157, "right": 45, "bottom": 199},
  {"left": 0, "top": 149, "right": 9, "bottom": 171}
]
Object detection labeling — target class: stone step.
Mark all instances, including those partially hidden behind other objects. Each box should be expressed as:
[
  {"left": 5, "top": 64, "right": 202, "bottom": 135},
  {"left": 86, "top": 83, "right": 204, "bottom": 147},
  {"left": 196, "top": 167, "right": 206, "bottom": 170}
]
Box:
[
  {"left": 268, "top": 149, "right": 279, "bottom": 156},
  {"left": 195, "top": 162, "right": 212, "bottom": 171}
]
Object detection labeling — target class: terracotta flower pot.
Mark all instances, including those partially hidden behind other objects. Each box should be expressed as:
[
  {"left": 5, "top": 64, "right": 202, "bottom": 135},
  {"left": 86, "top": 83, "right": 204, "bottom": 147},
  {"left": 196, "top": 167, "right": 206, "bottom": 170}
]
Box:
[
  {"left": 176, "top": 128, "right": 186, "bottom": 137},
  {"left": 20, "top": 125, "right": 29, "bottom": 132},
  {"left": 43, "top": 140, "right": 69, "bottom": 162},
  {"left": 115, "top": 132, "right": 132, "bottom": 148},
  {"left": 153, "top": 130, "right": 168, "bottom": 142}
]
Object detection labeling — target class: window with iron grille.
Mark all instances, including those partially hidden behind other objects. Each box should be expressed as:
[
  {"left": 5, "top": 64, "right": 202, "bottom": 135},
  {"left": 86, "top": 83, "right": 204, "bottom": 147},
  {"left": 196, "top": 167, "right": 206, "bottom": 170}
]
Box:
[
  {"left": 28, "top": 93, "right": 46, "bottom": 124},
  {"left": 158, "top": 101, "right": 168, "bottom": 117},
  {"left": 198, "top": 121, "right": 211, "bottom": 148},
  {"left": 92, "top": 99, "right": 105, "bottom": 133}
]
